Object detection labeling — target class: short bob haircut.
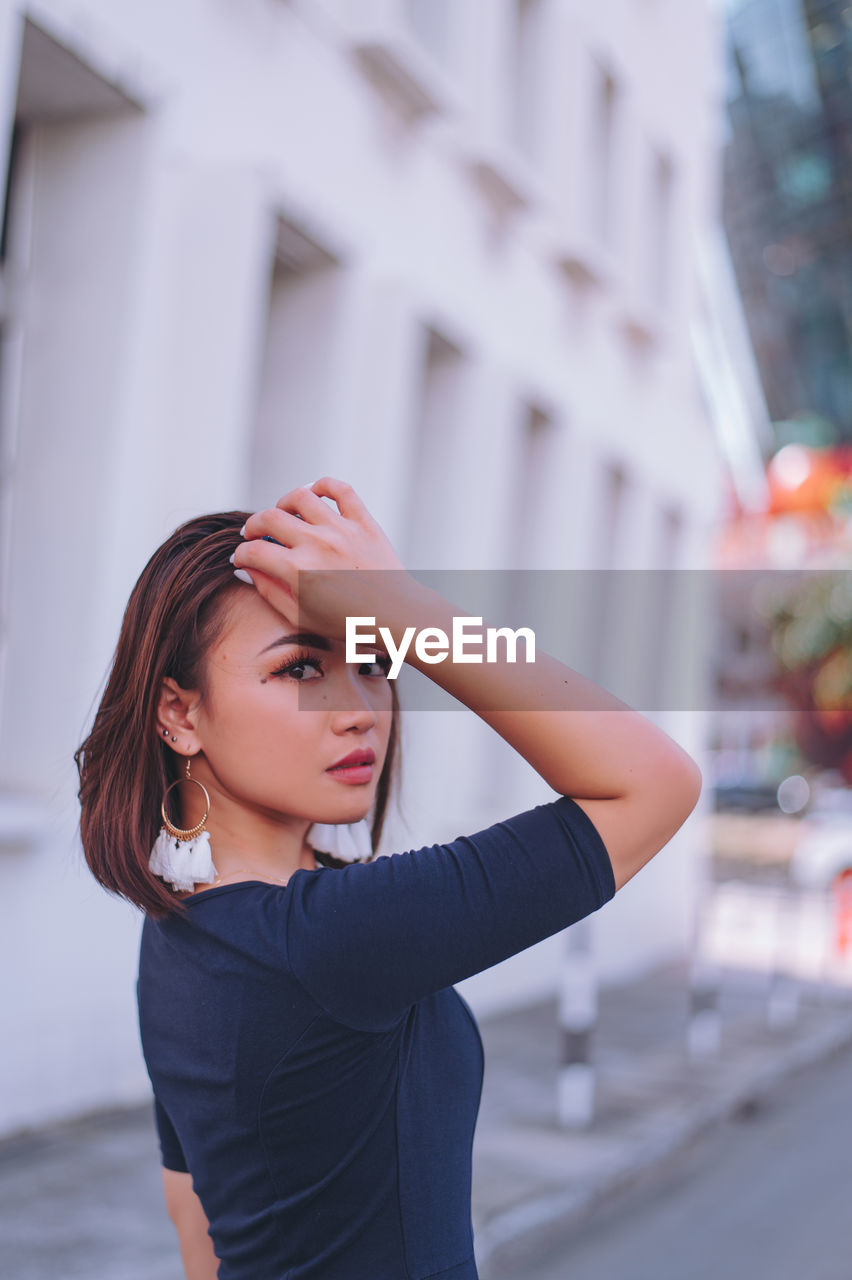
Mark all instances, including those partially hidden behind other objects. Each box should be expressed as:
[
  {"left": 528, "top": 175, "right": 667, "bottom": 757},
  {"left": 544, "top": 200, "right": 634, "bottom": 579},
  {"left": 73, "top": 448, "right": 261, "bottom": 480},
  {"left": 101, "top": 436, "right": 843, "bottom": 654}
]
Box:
[{"left": 74, "top": 511, "right": 402, "bottom": 922}]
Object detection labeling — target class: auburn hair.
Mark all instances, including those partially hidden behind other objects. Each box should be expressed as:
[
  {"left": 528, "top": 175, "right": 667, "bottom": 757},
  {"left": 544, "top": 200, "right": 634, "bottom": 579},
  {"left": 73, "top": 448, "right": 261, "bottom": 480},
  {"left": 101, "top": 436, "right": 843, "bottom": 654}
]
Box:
[{"left": 73, "top": 511, "right": 401, "bottom": 921}]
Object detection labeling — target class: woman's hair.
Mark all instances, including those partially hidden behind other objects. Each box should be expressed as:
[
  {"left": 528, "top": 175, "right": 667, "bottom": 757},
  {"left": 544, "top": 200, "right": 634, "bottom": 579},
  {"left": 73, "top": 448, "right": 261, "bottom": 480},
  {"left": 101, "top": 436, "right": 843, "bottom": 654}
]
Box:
[{"left": 73, "top": 511, "right": 402, "bottom": 922}]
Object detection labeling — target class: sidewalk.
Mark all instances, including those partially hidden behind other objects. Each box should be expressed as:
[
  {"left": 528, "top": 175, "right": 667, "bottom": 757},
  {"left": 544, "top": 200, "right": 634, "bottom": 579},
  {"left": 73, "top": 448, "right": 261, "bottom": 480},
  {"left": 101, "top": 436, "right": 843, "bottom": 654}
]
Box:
[
  {"left": 3, "top": 960, "right": 852, "bottom": 1279},
  {"left": 472, "top": 958, "right": 852, "bottom": 1277}
]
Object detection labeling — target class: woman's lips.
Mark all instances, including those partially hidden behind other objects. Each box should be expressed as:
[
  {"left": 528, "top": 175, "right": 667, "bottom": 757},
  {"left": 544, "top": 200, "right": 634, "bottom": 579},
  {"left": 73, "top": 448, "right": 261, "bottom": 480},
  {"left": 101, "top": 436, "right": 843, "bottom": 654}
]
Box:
[{"left": 325, "top": 762, "right": 374, "bottom": 784}]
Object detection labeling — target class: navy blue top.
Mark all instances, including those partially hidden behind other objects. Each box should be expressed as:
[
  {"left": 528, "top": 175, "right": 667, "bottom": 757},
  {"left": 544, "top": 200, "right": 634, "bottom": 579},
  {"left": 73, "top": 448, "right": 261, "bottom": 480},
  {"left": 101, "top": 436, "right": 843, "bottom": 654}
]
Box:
[{"left": 136, "top": 795, "right": 616, "bottom": 1280}]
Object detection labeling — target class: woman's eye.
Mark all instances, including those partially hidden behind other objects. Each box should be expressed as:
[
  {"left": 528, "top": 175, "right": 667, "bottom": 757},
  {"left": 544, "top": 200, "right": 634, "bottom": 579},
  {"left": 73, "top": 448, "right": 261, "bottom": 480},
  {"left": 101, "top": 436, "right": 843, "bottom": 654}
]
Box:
[
  {"left": 361, "top": 657, "right": 392, "bottom": 678},
  {"left": 273, "top": 657, "right": 324, "bottom": 681},
  {"left": 271, "top": 652, "right": 390, "bottom": 682}
]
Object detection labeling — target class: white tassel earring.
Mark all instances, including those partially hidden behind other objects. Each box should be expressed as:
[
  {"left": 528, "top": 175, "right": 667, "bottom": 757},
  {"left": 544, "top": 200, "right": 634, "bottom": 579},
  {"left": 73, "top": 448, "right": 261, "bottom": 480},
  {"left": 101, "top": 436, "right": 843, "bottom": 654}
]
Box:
[
  {"left": 149, "top": 748, "right": 218, "bottom": 892},
  {"left": 306, "top": 818, "right": 373, "bottom": 862}
]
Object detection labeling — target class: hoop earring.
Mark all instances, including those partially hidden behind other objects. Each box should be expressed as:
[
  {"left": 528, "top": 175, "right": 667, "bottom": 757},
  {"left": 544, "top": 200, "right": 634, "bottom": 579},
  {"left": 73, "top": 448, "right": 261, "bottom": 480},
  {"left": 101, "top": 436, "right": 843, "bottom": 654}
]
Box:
[
  {"left": 149, "top": 755, "right": 218, "bottom": 892},
  {"left": 161, "top": 755, "right": 211, "bottom": 839}
]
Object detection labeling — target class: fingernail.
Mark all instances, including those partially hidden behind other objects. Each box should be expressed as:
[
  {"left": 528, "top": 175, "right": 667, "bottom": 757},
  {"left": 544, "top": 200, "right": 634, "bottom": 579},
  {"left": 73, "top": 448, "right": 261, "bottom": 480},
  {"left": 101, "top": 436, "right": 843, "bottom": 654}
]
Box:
[
  {"left": 228, "top": 552, "right": 235, "bottom": 564},
  {"left": 234, "top": 569, "right": 254, "bottom": 585},
  {"left": 239, "top": 523, "right": 247, "bottom": 537}
]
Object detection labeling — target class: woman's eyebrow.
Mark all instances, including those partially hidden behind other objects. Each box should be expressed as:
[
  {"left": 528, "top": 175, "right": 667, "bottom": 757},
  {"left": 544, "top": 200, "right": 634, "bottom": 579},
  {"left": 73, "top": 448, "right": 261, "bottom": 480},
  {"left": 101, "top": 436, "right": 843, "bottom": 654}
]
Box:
[{"left": 256, "top": 632, "right": 332, "bottom": 656}]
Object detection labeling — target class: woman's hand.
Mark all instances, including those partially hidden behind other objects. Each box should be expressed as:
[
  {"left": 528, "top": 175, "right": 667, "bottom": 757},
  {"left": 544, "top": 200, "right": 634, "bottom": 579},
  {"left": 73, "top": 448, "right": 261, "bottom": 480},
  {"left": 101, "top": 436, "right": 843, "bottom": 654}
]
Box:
[{"left": 232, "top": 477, "right": 412, "bottom": 641}]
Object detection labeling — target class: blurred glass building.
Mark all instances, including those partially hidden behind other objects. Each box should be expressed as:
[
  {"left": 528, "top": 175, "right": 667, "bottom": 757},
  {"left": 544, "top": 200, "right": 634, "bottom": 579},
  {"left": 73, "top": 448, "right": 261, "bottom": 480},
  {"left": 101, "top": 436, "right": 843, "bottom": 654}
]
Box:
[{"left": 722, "top": 0, "right": 852, "bottom": 446}]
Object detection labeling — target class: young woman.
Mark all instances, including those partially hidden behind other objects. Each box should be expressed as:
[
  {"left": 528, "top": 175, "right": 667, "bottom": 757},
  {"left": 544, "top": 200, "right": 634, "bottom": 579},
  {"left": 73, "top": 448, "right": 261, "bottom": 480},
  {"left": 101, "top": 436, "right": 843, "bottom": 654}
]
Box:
[{"left": 75, "top": 476, "right": 701, "bottom": 1280}]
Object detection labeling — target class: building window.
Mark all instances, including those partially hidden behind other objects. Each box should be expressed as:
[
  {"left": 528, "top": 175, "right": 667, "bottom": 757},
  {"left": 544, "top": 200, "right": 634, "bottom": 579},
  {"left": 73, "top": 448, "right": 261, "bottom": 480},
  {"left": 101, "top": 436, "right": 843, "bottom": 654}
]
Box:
[
  {"left": 404, "top": 325, "right": 467, "bottom": 569},
  {"left": 0, "top": 18, "right": 143, "bottom": 799},
  {"left": 0, "top": 121, "right": 28, "bottom": 747},
  {"left": 600, "top": 459, "right": 628, "bottom": 566},
  {"left": 590, "top": 60, "right": 618, "bottom": 248},
  {"left": 586, "top": 459, "right": 629, "bottom": 685},
  {"left": 510, "top": 0, "right": 543, "bottom": 159},
  {"left": 0, "top": 123, "right": 22, "bottom": 267},
  {"left": 250, "top": 216, "right": 342, "bottom": 505},
  {"left": 649, "top": 146, "right": 674, "bottom": 306},
  {"left": 508, "top": 402, "right": 555, "bottom": 569},
  {"left": 645, "top": 504, "right": 683, "bottom": 710},
  {"left": 500, "top": 400, "right": 557, "bottom": 645}
]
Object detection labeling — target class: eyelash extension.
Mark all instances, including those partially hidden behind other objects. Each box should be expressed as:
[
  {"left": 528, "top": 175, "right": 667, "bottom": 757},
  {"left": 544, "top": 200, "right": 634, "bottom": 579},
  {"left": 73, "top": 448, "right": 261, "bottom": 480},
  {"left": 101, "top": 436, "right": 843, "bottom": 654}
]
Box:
[
  {"left": 269, "top": 648, "right": 326, "bottom": 681},
  {"left": 270, "top": 647, "right": 393, "bottom": 680}
]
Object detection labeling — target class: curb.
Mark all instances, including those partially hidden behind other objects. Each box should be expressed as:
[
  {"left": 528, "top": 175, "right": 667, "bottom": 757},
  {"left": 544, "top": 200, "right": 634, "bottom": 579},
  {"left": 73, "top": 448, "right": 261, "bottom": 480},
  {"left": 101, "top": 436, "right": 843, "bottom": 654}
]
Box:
[{"left": 474, "top": 1009, "right": 852, "bottom": 1274}]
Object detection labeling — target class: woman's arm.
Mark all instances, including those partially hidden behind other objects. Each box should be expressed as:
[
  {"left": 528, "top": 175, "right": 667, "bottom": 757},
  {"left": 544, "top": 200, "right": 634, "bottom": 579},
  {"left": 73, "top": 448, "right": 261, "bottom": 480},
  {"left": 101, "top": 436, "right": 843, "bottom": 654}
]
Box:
[
  {"left": 375, "top": 579, "right": 702, "bottom": 891},
  {"left": 235, "top": 478, "right": 702, "bottom": 892},
  {"left": 162, "top": 1169, "right": 220, "bottom": 1280}
]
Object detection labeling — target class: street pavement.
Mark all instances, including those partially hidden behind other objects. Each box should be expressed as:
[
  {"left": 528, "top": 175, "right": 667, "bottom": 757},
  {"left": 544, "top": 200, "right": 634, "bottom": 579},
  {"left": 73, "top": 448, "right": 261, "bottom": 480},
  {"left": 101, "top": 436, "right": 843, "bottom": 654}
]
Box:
[
  {"left": 473, "top": 960, "right": 852, "bottom": 1277},
  {"left": 513, "top": 1035, "right": 852, "bottom": 1280},
  {"left": 3, "top": 955, "right": 852, "bottom": 1279},
  {"left": 0, "top": 1102, "right": 182, "bottom": 1280}
]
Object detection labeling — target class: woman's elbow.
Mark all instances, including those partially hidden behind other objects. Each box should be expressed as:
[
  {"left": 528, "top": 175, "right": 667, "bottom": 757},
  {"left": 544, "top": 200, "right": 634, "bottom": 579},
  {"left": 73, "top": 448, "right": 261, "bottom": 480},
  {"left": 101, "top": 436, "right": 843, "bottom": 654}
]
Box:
[
  {"left": 674, "top": 756, "right": 704, "bottom": 818},
  {"left": 648, "top": 754, "right": 704, "bottom": 850},
  {"left": 574, "top": 756, "right": 704, "bottom": 892}
]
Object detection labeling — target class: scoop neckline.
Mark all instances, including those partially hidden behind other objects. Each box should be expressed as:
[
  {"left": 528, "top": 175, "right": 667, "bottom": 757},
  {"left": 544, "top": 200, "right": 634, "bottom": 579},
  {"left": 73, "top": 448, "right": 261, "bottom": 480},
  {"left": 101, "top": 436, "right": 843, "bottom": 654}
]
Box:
[{"left": 177, "top": 869, "right": 317, "bottom": 904}]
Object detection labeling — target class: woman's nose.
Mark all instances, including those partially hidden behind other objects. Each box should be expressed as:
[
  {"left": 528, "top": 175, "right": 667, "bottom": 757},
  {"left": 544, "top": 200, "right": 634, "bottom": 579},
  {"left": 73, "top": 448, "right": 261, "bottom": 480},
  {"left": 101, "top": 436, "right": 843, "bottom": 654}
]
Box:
[{"left": 329, "top": 668, "right": 381, "bottom": 723}]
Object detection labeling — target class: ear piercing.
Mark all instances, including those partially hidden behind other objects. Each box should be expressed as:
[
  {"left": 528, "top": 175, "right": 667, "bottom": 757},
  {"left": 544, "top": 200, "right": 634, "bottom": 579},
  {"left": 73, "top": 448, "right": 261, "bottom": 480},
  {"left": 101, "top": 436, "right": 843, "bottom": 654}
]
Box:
[{"left": 162, "top": 728, "right": 178, "bottom": 742}]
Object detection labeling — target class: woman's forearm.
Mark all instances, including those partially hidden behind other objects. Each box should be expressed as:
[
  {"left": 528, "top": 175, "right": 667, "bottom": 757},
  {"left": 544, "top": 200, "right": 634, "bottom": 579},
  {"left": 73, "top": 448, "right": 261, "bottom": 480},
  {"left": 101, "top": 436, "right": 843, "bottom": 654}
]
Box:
[
  {"left": 163, "top": 1170, "right": 220, "bottom": 1279},
  {"left": 373, "top": 578, "right": 702, "bottom": 889},
  {"left": 174, "top": 1214, "right": 220, "bottom": 1280},
  {"left": 375, "top": 579, "right": 700, "bottom": 800}
]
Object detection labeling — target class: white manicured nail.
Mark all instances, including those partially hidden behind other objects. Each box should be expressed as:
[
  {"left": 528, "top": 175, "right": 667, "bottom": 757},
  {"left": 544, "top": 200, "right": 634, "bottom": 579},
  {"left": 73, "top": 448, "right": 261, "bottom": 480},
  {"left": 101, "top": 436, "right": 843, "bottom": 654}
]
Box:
[
  {"left": 239, "top": 524, "right": 247, "bottom": 537},
  {"left": 233, "top": 569, "right": 254, "bottom": 585}
]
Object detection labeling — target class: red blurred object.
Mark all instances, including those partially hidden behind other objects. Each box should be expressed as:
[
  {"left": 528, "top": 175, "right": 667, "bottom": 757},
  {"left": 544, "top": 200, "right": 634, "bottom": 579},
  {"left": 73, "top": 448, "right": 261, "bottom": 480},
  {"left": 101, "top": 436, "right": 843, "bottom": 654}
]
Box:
[
  {"left": 713, "top": 443, "right": 852, "bottom": 781},
  {"left": 766, "top": 444, "right": 852, "bottom": 516},
  {"left": 714, "top": 445, "right": 852, "bottom": 571},
  {"left": 831, "top": 868, "right": 852, "bottom": 956}
]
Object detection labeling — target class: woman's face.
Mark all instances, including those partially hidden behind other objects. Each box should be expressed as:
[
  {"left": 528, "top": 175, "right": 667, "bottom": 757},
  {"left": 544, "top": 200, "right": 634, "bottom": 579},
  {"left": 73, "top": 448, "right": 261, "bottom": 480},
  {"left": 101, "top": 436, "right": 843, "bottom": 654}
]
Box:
[{"left": 163, "top": 586, "right": 394, "bottom": 846}]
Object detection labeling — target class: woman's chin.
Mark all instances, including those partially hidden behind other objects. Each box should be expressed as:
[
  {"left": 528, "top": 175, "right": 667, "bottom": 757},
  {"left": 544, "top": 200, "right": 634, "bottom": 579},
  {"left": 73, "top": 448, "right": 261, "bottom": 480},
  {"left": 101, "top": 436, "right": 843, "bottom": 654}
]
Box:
[{"left": 308, "top": 807, "right": 372, "bottom": 828}]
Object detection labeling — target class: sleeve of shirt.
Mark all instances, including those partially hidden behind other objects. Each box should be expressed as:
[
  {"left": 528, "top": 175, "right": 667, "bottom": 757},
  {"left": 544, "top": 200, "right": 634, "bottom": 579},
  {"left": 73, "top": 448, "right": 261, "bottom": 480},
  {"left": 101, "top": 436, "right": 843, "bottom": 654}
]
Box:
[
  {"left": 285, "top": 794, "right": 616, "bottom": 1033},
  {"left": 153, "top": 1094, "right": 189, "bottom": 1173}
]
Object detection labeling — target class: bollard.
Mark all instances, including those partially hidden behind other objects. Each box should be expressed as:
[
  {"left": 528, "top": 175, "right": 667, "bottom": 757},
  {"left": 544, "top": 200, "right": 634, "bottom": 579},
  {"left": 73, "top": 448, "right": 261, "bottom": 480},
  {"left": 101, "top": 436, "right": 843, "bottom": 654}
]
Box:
[
  {"left": 687, "top": 889, "right": 722, "bottom": 1059},
  {"left": 557, "top": 917, "right": 597, "bottom": 1128},
  {"left": 767, "top": 883, "right": 801, "bottom": 1029},
  {"left": 687, "top": 955, "right": 722, "bottom": 1058}
]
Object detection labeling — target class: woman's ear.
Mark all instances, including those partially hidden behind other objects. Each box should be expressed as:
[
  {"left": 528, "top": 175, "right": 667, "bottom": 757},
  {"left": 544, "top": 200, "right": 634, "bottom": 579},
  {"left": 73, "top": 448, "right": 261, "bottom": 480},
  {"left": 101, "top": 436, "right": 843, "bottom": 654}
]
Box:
[{"left": 155, "top": 676, "right": 202, "bottom": 753}]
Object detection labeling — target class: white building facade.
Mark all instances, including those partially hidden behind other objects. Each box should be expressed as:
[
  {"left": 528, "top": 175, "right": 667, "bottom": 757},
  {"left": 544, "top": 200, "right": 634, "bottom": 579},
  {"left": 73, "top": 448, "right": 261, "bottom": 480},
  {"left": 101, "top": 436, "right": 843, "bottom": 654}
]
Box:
[{"left": 0, "top": 0, "right": 755, "bottom": 1137}]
